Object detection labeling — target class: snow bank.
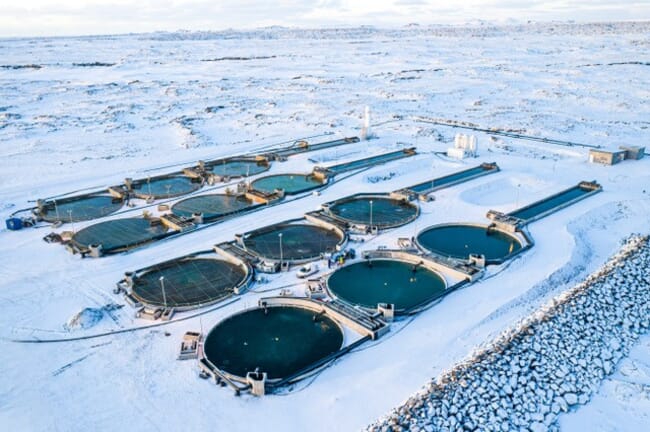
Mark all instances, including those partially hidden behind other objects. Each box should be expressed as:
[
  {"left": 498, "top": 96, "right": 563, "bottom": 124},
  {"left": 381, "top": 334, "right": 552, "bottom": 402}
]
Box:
[
  {"left": 65, "top": 304, "right": 122, "bottom": 331},
  {"left": 65, "top": 308, "right": 105, "bottom": 330},
  {"left": 368, "top": 235, "right": 650, "bottom": 431},
  {"left": 459, "top": 175, "right": 552, "bottom": 207}
]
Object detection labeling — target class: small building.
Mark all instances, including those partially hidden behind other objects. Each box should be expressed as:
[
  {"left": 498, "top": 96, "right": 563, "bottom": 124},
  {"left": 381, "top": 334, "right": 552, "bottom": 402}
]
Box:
[
  {"left": 178, "top": 331, "right": 202, "bottom": 360},
  {"left": 619, "top": 146, "right": 645, "bottom": 160},
  {"left": 447, "top": 133, "right": 478, "bottom": 159},
  {"left": 305, "top": 279, "right": 326, "bottom": 299},
  {"left": 588, "top": 149, "right": 626, "bottom": 165}
]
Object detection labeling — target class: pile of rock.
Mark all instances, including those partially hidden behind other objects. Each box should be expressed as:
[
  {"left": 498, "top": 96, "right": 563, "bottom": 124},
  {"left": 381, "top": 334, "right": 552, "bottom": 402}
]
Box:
[{"left": 368, "top": 235, "right": 650, "bottom": 432}]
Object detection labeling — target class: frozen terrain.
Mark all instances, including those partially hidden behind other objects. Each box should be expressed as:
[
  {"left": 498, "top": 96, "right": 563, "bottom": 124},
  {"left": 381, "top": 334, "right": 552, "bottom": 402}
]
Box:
[
  {"left": 369, "top": 235, "right": 650, "bottom": 431},
  {"left": 1, "top": 21, "right": 649, "bottom": 431}
]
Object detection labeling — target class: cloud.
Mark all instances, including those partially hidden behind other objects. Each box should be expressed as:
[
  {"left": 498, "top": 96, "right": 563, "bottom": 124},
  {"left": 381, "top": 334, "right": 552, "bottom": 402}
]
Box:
[{"left": 394, "top": 0, "right": 429, "bottom": 5}]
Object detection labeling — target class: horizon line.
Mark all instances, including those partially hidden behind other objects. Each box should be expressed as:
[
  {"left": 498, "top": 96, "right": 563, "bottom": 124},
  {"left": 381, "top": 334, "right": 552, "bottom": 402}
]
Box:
[{"left": 1, "top": 18, "right": 648, "bottom": 41}]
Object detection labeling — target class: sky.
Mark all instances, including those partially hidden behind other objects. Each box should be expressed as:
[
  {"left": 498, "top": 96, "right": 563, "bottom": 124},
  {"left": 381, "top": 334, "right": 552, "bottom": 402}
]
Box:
[{"left": 0, "top": 0, "right": 648, "bottom": 37}]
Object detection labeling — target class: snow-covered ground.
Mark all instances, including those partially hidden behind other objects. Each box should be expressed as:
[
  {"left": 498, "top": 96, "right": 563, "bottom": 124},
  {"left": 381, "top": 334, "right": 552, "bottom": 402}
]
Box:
[
  {"left": 561, "top": 332, "right": 650, "bottom": 431},
  {"left": 369, "top": 234, "right": 650, "bottom": 431},
  {"left": 1, "top": 22, "right": 649, "bottom": 431}
]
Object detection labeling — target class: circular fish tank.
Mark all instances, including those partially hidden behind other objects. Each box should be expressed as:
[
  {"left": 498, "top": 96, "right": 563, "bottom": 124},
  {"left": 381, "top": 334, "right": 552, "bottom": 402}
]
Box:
[
  {"left": 327, "top": 259, "right": 447, "bottom": 311},
  {"left": 250, "top": 174, "right": 323, "bottom": 195},
  {"left": 130, "top": 258, "right": 248, "bottom": 308},
  {"left": 209, "top": 160, "right": 269, "bottom": 177},
  {"left": 416, "top": 224, "right": 522, "bottom": 262},
  {"left": 327, "top": 196, "right": 418, "bottom": 228},
  {"left": 72, "top": 217, "right": 168, "bottom": 253},
  {"left": 242, "top": 224, "right": 344, "bottom": 262},
  {"left": 40, "top": 195, "right": 123, "bottom": 222},
  {"left": 172, "top": 194, "right": 255, "bottom": 221},
  {"left": 203, "top": 305, "right": 344, "bottom": 380},
  {"left": 131, "top": 176, "right": 201, "bottom": 199}
]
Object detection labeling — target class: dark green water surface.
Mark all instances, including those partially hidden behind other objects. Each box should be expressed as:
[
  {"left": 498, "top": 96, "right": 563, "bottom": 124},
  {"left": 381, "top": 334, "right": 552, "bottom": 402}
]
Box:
[
  {"left": 204, "top": 306, "right": 343, "bottom": 379},
  {"left": 243, "top": 224, "right": 342, "bottom": 261},
  {"left": 41, "top": 195, "right": 123, "bottom": 222},
  {"left": 417, "top": 224, "right": 521, "bottom": 261},
  {"left": 328, "top": 197, "right": 417, "bottom": 228},
  {"left": 172, "top": 194, "right": 254, "bottom": 220},
  {"left": 327, "top": 259, "right": 446, "bottom": 310},
  {"left": 251, "top": 174, "right": 322, "bottom": 195},
  {"left": 132, "top": 258, "right": 247, "bottom": 307}
]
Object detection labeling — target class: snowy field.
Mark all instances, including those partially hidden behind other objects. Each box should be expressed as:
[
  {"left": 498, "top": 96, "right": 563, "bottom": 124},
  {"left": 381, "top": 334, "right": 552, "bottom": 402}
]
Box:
[{"left": 1, "top": 21, "right": 650, "bottom": 431}]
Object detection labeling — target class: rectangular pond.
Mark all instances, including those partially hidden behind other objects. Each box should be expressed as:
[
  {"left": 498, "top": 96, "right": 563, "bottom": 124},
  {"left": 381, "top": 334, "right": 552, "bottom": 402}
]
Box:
[
  {"left": 406, "top": 163, "right": 499, "bottom": 194},
  {"left": 508, "top": 182, "right": 601, "bottom": 222},
  {"left": 272, "top": 137, "right": 360, "bottom": 158},
  {"left": 324, "top": 148, "right": 416, "bottom": 175}
]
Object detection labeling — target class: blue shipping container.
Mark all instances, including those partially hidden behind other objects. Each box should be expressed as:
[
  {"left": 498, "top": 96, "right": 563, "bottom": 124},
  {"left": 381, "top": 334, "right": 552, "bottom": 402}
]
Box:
[{"left": 5, "top": 218, "right": 23, "bottom": 230}]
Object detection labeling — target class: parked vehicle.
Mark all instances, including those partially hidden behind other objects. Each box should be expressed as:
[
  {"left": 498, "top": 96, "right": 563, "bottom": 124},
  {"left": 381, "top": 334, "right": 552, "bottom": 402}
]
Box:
[{"left": 296, "top": 263, "right": 319, "bottom": 278}]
